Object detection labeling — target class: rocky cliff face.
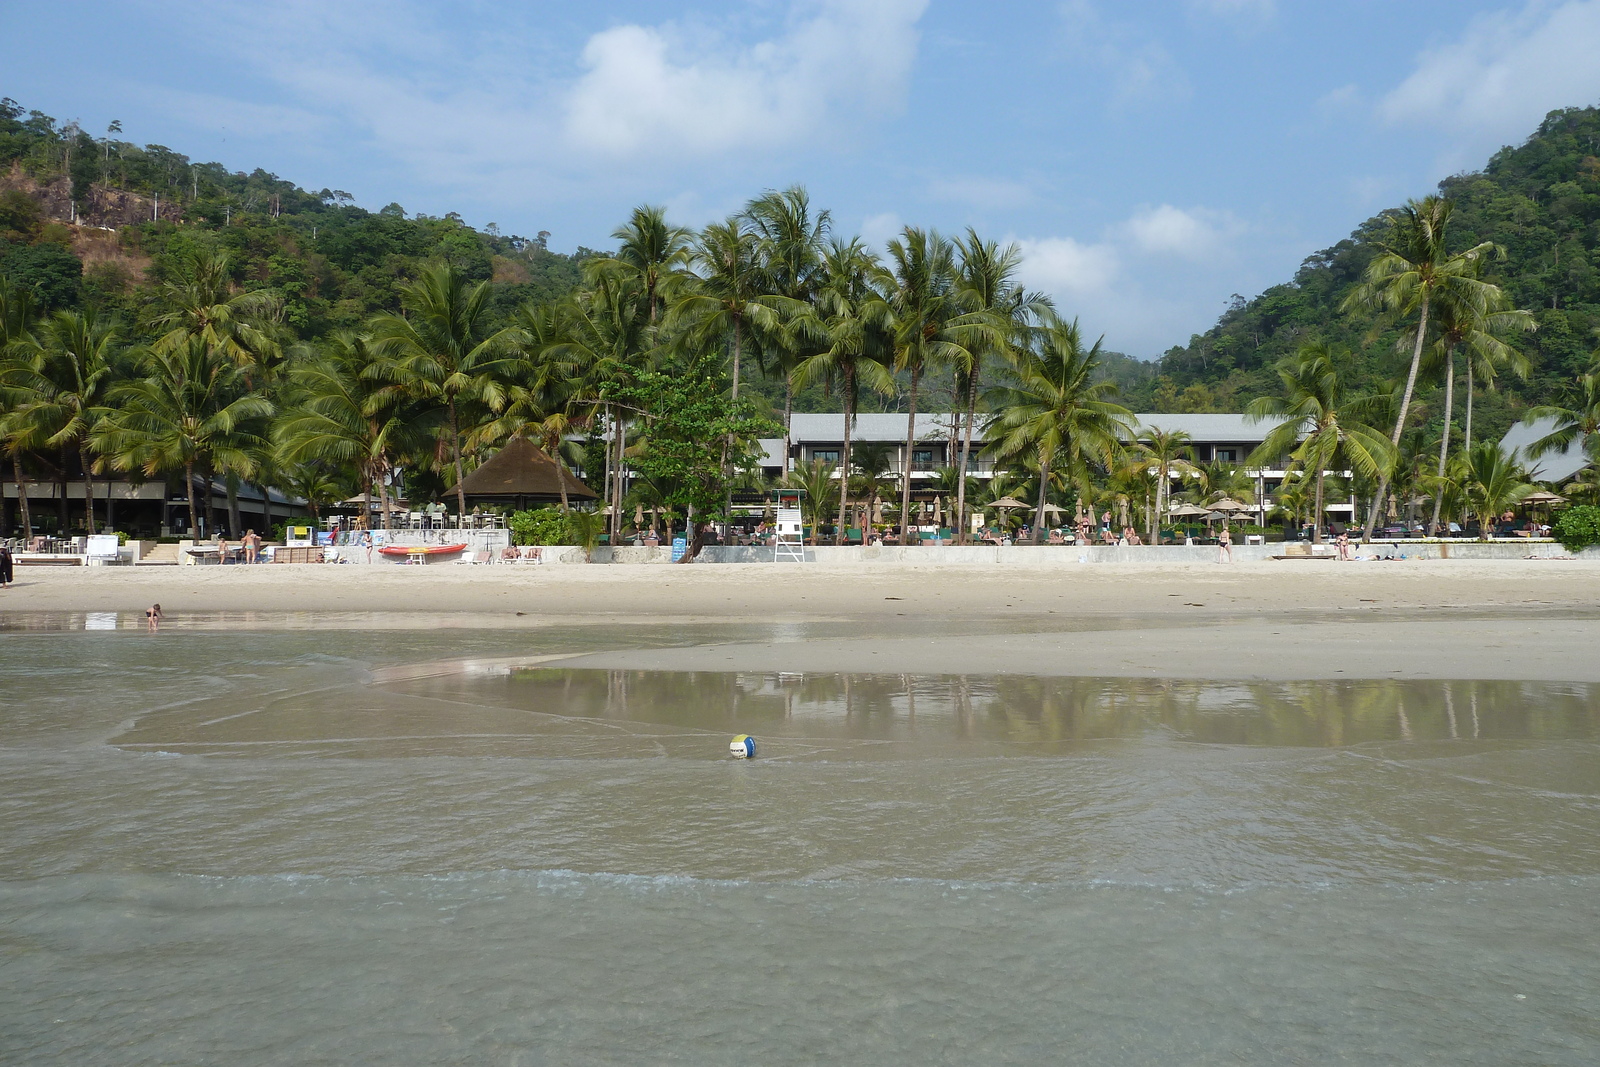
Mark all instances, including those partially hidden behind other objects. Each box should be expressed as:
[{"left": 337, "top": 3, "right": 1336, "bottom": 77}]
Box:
[{"left": 3, "top": 163, "right": 181, "bottom": 228}]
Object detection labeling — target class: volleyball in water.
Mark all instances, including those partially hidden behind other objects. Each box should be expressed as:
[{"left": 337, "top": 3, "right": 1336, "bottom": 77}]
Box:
[{"left": 729, "top": 735, "right": 756, "bottom": 759}]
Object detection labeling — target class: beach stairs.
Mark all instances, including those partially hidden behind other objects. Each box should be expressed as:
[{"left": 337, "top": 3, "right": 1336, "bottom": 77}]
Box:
[{"left": 135, "top": 543, "right": 181, "bottom": 566}]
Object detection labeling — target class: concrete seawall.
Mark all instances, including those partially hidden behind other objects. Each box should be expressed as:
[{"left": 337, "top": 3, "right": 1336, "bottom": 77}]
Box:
[{"left": 528, "top": 541, "right": 1598, "bottom": 566}]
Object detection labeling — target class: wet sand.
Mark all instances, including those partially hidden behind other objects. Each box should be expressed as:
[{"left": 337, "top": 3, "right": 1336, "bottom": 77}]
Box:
[{"left": 6, "top": 558, "right": 1600, "bottom": 681}]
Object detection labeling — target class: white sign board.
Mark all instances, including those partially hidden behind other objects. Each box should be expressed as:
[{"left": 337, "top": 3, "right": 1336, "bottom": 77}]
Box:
[{"left": 85, "top": 534, "right": 120, "bottom": 559}]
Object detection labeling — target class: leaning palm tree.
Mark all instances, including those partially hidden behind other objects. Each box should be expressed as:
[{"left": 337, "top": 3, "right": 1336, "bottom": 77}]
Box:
[
  {"left": 1457, "top": 441, "right": 1534, "bottom": 540},
  {"left": 93, "top": 339, "right": 273, "bottom": 538},
  {"left": 1415, "top": 273, "right": 1534, "bottom": 534},
  {"left": 791, "top": 238, "right": 896, "bottom": 544},
  {"left": 881, "top": 227, "right": 995, "bottom": 545},
  {"left": 368, "top": 261, "right": 520, "bottom": 522},
  {"left": 8, "top": 310, "right": 120, "bottom": 533},
  {"left": 1342, "top": 196, "right": 1502, "bottom": 540},
  {"left": 1247, "top": 342, "right": 1394, "bottom": 544},
  {"left": 985, "top": 316, "right": 1134, "bottom": 544}
]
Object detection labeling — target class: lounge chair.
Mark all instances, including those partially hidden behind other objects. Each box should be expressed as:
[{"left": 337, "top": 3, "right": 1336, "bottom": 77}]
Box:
[{"left": 521, "top": 546, "right": 543, "bottom": 564}]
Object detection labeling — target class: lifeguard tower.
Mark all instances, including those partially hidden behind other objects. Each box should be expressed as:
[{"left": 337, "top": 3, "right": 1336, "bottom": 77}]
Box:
[{"left": 773, "top": 488, "right": 807, "bottom": 563}]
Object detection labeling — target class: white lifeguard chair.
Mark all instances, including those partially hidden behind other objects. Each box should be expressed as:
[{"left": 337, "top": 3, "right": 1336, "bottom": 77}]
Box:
[{"left": 773, "top": 489, "right": 807, "bottom": 563}]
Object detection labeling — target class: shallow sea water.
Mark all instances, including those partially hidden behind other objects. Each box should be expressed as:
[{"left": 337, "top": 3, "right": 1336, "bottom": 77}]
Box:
[{"left": 4, "top": 615, "right": 1600, "bottom": 1065}]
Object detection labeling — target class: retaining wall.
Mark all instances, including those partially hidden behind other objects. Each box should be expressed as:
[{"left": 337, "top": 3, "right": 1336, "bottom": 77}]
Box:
[{"left": 531, "top": 541, "right": 1600, "bottom": 566}]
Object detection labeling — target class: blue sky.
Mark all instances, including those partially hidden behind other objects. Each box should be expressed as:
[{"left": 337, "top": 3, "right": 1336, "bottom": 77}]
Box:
[{"left": 5, "top": 0, "right": 1600, "bottom": 357}]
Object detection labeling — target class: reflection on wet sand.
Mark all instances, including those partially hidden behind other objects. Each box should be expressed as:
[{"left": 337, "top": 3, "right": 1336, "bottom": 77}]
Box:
[{"left": 112, "top": 665, "right": 1600, "bottom": 761}]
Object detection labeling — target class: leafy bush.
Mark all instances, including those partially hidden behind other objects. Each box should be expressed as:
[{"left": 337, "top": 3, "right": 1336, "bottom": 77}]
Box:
[
  {"left": 508, "top": 507, "right": 576, "bottom": 546},
  {"left": 1552, "top": 505, "right": 1600, "bottom": 552}
]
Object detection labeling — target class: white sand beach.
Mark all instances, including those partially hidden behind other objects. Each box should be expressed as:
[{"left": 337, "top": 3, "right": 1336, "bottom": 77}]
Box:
[{"left": 6, "top": 558, "right": 1599, "bottom": 681}]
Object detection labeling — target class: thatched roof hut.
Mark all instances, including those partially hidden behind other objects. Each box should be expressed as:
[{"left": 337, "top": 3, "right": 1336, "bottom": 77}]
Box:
[{"left": 447, "top": 436, "right": 596, "bottom": 509}]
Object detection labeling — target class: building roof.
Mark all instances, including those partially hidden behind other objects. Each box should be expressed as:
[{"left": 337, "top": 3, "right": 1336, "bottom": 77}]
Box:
[
  {"left": 448, "top": 436, "right": 597, "bottom": 503},
  {"left": 769, "top": 412, "right": 1287, "bottom": 449},
  {"left": 1502, "top": 417, "right": 1592, "bottom": 483}
]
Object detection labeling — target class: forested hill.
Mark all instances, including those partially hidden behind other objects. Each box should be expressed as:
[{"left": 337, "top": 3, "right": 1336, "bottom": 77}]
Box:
[
  {"left": 1125, "top": 105, "right": 1600, "bottom": 442},
  {"left": 0, "top": 96, "right": 594, "bottom": 336}
]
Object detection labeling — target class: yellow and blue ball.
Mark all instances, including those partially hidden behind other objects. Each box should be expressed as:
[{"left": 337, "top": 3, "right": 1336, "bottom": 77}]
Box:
[{"left": 729, "top": 735, "right": 756, "bottom": 759}]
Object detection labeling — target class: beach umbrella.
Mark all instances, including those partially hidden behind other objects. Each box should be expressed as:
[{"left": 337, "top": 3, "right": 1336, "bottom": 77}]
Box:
[
  {"left": 989, "top": 496, "right": 1030, "bottom": 509},
  {"left": 1208, "top": 497, "right": 1251, "bottom": 512},
  {"left": 634, "top": 503, "right": 645, "bottom": 526},
  {"left": 1040, "top": 502, "right": 1066, "bottom": 515},
  {"left": 1523, "top": 490, "right": 1566, "bottom": 504},
  {"left": 1166, "top": 503, "right": 1211, "bottom": 517}
]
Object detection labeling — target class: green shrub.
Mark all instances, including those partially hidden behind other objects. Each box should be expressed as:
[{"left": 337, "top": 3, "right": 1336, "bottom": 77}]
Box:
[
  {"left": 1553, "top": 505, "right": 1600, "bottom": 552},
  {"left": 508, "top": 507, "right": 577, "bottom": 546}
]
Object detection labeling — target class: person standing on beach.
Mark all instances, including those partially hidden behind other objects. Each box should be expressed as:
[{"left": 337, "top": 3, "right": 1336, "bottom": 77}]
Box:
[
  {"left": 0, "top": 543, "right": 13, "bottom": 588},
  {"left": 145, "top": 604, "right": 162, "bottom": 632},
  {"left": 1336, "top": 531, "right": 1352, "bottom": 561},
  {"left": 243, "top": 530, "right": 259, "bottom": 565},
  {"left": 1217, "top": 526, "right": 1233, "bottom": 564}
]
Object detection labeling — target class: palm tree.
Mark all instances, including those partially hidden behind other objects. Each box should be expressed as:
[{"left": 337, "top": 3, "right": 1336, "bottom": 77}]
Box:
[
  {"left": 6, "top": 310, "right": 119, "bottom": 533},
  {"left": 1415, "top": 273, "right": 1534, "bottom": 534},
  {"left": 93, "top": 339, "right": 273, "bottom": 538},
  {"left": 1342, "top": 196, "right": 1502, "bottom": 541},
  {"left": 589, "top": 205, "right": 693, "bottom": 325},
  {"left": 369, "top": 261, "right": 520, "bottom": 523},
  {"left": 746, "top": 186, "right": 830, "bottom": 473},
  {"left": 1247, "top": 342, "right": 1394, "bottom": 544},
  {"left": 782, "top": 457, "right": 838, "bottom": 544},
  {"left": 0, "top": 275, "right": 41, "bottom": 535},
  {"left": 881, "top": 228, "right": 994, "bottom": 544},
  {"left": 149, "top": 246, "right": 282, "bottom": 370},
  {"left": 1527, "top": 360, "right": 1600, "bottom": 472},
  {"left": 952, "top": 231, "right": 1051, "bottom": 544},
  {"left": 1457, "top": 441, "right": 1534, "bottom": 539},
  {"left": 1131, "top": 427, "right": 1197, "bottom": 543},
  {"left": 791, "top": 238, "right": 895, "bottom": 544},
  {"left": 985, "top": 317, "right": 1133, "bottom": 544},
  {"left": 850, "top": 441, "right": 897, "bottom": 532},
  {"left": 275, "top": 333, "right": 417, "bottom": 529}
]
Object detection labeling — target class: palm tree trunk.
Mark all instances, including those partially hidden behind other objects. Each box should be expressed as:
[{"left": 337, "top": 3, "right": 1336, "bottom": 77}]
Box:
[
  {"left": 782, "top": 378, "right": 793, "bottom": 477},
  {"left": 1464, "top": 371, "right": 1474, "bottom": 453},
  {"left": 1313, "top": 467, "right": 1326, "bottom": 544},
  {"left": 1363, "top": 296, "right": 1430, "bottom": 542},
  {"left": 226, "top": 472, "right": 241, "bottom": 538},
  {"left": 899, "top": 364, "right": 920, "bottom": 544},
  {"left": 13, "top": 455, "right": 32, "bottom": 536},
  {"left": 1034, "top": 451, "right": 1051, "bottom": 544},
  {"left": 449, "top": 402, "right": 467, "bottom": 524},
  {"left": 79, "top": 444, "right": 96, "bottom": 535},
  {"left": 204, "top": 466, "right": 216, "bottom": 537},
  {"left": 1429, "top": 349, "right": 1455, "bottom": 536},
  {"left": 837, "top": 374, "right": 854, "bottom": 547},
  {"left": 613, "top": 415, "right": 626, "bottom": 543},
  {"left": 956, "top": 373, "right": 978, "bottom": 545},
  {"left": 376, "top": 463, "right": 390, "bottom": 531},
  {"left": 184, "top": 460, "right": 199, "bottom": 541}
]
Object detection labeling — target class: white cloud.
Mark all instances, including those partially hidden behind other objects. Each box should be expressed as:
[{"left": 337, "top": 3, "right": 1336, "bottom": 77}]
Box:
[
  {"left": 1122, "top": 204, "right": 1239, "bottom": 260},
  {"left": 1380, "top": 0, "right": 1600, "bottom": 145},
  {"left": 564, "top": 0, "right": 927, "bottom": 160},
  {"left": 1014, "top": 236, "right": 1120, "bottom": 297}
]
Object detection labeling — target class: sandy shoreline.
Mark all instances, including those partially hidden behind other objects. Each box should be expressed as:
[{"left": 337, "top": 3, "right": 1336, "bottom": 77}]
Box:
[{"left": 4, "top": 559, "right": 1599, "bottom": 681}]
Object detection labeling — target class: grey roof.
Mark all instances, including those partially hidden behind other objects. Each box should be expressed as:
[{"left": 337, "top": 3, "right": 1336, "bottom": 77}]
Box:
[
  {"left": 1502, "top": 417, "right": 1592, "bottom": 483},
  {"left": 1129, "top": 413, "right": 1288, "bottom": 442},
  {"left": 775, "top": 412, "right": 1285, "bottom": 447},
  {"left": 784, "top": 413, "right": 968, "bottom": 443}
]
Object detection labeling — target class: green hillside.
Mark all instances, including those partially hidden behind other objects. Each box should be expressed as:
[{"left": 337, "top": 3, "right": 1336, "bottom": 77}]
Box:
[
  {"left": 0, "top": 96, "right": 594, "bottom": 336},
  {"left": 1128, "top": 105, "right": 1600, "bottom": 443}
]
